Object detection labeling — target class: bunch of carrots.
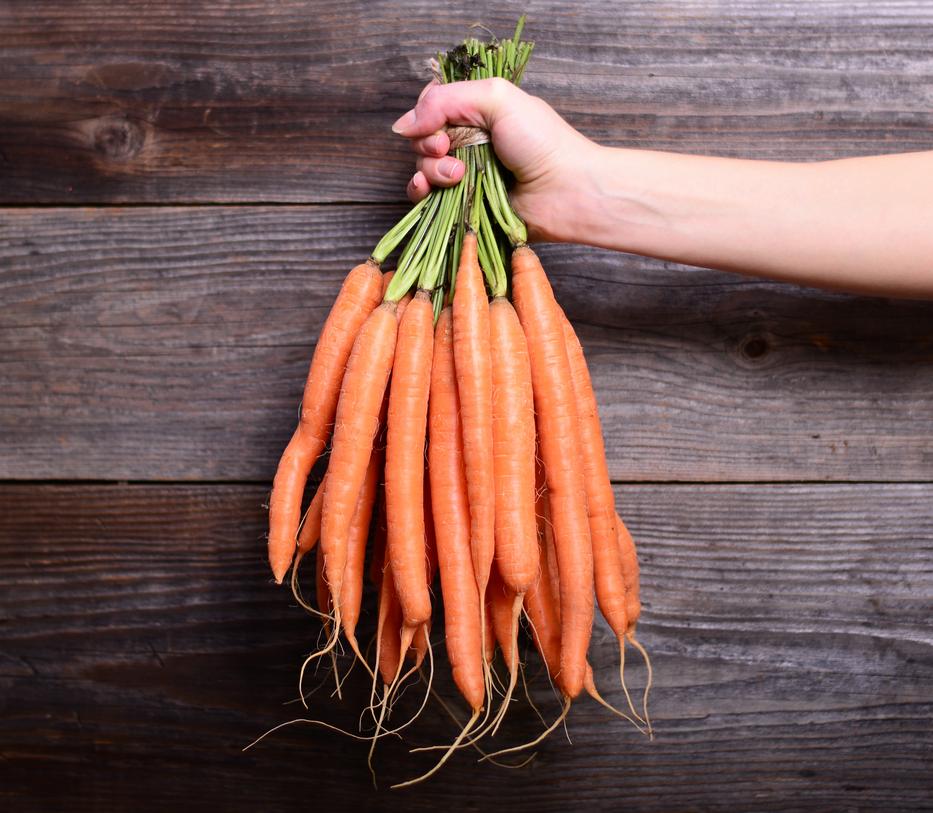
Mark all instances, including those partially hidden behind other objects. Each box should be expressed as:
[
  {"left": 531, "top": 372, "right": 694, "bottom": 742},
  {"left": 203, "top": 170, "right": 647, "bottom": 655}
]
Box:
[{"left": 261, "top": 19, "right": 652, "bottom": 785}]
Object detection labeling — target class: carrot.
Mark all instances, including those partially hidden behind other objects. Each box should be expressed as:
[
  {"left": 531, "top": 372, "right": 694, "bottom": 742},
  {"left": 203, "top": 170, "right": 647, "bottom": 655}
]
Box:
[
  {"left": 376, "top": 558, "right": 403, "bottom": 689},
  {"left": 385, "top": 290, "right": 433, "bottom": 629},
  {"left": 408, "top": 476, "right": 438, "bottom": 671},
  {"left": 490, "top": 296, "right": 539, "bottom": 594},
  {"left": 617, "top": 514, "right": 641, "bottom": 634},
  {"left": 320, "top": 301, "right": 398, "bottom": 639},
  {"left": 559, "top": 312, "right": 627, "bottom": 634},
  {"left": 617, "top": 512, "right": 653, "bottom": 731},
  {"left": 483, "top": 590, "right": 496, "bottom": 669},
  {"left": 289, "top": 474, "right": 328, "bottom": 621},
  {"left": 369, "top": 487, "right": 388, "bottom": 591},
  {"left": 268, "top": 260, "right": 383, "bottom": 583},
  {"left": 542, "top": 495, "right": 561, "bottom": 622},
  {"left": 314, "top": 541, "right": 342, "bottom": 699},
  {"left": 512, "top": 245, "right": 593, "bottom": 699},
  {"left": 428, "top": 305, "right": 485, "bottom": 712},
  {"left": 486, "top": 295, "right": 538, "bottom": 729},
  {"left": 340, "top": 443, "right": 381, "bottom": 674},
  {"left": 452, "top": 232, "right": 496, "bottom": 616},
  {"left": 524, "top": 514, "right": 561, "bottom": 684},
  {"left": 296, "top": 475, "right": 326, "bottom": 556},
  {"left": 488, "top": 567, "right": 516, "bottom": 668}
]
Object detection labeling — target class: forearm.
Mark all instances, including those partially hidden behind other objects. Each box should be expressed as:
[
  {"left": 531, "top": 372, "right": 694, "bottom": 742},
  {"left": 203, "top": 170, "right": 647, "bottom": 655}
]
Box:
[{"left": 561, "top": 147, "right": 933, "bottom": 298}]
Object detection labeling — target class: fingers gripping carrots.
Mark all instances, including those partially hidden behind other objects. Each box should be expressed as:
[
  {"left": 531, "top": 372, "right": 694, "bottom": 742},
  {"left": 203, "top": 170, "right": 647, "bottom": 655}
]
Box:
[{"left": 262, "top": 19, "right": 653, "bottom": 785}]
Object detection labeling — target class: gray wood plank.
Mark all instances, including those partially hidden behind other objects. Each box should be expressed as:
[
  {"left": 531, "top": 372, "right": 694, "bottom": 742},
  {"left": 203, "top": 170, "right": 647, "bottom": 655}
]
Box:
[
  {"left": 1, "top": 0, "right": 932, "bottom": 202},
  {"left": 2, "top": 482, "right": 931, "bottom": 811},
  {"left": 2, "top": 205, "right": 932, "bottom": 482}
]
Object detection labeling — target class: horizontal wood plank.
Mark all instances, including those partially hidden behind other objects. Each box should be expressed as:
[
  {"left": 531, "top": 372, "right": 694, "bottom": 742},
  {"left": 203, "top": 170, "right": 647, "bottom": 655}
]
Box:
[
  {"left": 1, "top": 0, "right": 932, "bottom": 202},
  {"left": 2, "top": 482, "right": 931, "bottom": 811},
  {"left": 2, "top": 205, "right": 932, "bottom": 482}
]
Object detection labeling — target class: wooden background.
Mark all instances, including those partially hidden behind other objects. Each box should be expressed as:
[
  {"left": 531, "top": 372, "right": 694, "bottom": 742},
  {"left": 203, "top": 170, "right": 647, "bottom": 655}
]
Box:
[{"left": 2, "top": 1, "right": 933, "bottom": 809}]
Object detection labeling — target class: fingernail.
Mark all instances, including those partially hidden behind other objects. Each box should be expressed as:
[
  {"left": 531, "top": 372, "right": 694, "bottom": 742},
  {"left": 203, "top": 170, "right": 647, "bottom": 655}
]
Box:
[
  {"left": 438, "top": 157, "right": 460, "bottom": 179},
  {"left": 426, "top": 134, "right": 442, "bottom": 154},
  {"left": 392, "top": 109, "right": 417, "bottom": 134}
]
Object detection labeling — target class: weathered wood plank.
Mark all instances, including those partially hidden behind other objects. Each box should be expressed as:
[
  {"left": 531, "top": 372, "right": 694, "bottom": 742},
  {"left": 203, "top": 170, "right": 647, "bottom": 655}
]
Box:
[
  {"left": 1, "top": 1, "right": 932, "bottom": 202},
  {"left": 2, "top": 483, "right": 931, "bottom": 811},
  {"left": 2, "top": 206, "right": 932, "bottom": 482}
]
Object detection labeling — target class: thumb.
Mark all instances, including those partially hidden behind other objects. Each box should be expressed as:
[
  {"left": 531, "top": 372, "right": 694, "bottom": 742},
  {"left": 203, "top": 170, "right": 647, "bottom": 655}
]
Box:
[{"left": 391, "top": 78, "right": 514, "bottom": 138}]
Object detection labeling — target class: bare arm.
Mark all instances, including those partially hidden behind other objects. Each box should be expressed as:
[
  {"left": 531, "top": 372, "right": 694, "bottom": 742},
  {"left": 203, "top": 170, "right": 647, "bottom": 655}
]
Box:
[{"left": 395, "top": 79, "right": 933, "bottom": 299}]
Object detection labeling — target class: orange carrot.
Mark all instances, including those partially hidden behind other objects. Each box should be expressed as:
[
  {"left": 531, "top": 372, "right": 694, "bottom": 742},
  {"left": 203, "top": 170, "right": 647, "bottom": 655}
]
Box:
[
  {"left": 560, "top": 313, "right": 628, "bottom": 640},
  {"left": 617, "top": 514, "right": 641, "bottom": 634},
  {"left": 483, "top": 590, "right": 496, "bottom": 668},
  {"left": 452, "top": 232, "right": 495, "bottom": 608},
  {"left": 320, "top": 301, "right": 398, "bottom": 631},
  {"left": 542, "top": 494, "right": 561, "bottom": 623},
  {"left": 315, "top": 540, "right": 331, "bottom": 619},
  {"left": 268, "top": 260, "right": 383, "bottom": 583},
  {"left": 524, "top": 515, "right": 561, "bottom": 683},
  {"left": 618, "top": 512, "right": 652, "bottom": 732},
  {"left": 512, "top": 246, "right": 593, "bottom": 699},
  {"left": 490, "top": 296, "right": 539, "bottom": 594},
  {"left": 408, "top": 476, "right": 438, "bottom": 670},
  {"left": 488, "top": 567, "right": 516, "bottom": 667},
  {"left": 385, "top": 290, "right": 433, "bottom": 629},
  {"left": 428, "top": 306, "right": 484, "bottom": 711},
  {"left": 369, "top": 487, "right": 388, "bottom": 590},
  {"left": 377, "top": 557, "right": 403, "bottom": 689},
  {"left": 340, "top": 443, "right": 381, "bottom": 668},
  {"left": 296, "top": 475, "right": 326, "bottom": 556}
]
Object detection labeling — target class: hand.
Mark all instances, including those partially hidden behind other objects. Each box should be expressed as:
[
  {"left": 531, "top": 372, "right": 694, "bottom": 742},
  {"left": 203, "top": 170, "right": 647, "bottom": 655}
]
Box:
[{"left": 392, "top": 78, "right": 599, "bottom": 242}]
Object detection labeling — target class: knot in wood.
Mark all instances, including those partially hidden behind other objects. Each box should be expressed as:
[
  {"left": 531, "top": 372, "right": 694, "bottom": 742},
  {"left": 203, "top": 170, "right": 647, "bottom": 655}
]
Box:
[{"left": 93, "top": 116, "right": 145, "bottom": 161}]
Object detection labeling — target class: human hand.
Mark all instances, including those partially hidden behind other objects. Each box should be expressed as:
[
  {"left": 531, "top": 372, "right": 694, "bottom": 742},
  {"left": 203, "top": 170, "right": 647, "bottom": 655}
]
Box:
[{"left": 392, "top": 78, "right": 599, "bottom": 242}]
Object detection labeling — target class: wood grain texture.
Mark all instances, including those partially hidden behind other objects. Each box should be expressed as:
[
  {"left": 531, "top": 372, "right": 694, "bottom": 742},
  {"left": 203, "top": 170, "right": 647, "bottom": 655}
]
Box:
[
  {"left": 1, "top": 483, "right": 931, "bottom": 811},
  {"left": 1, "top": 0, "right": 932, "bottom": 202},
  {"left": 2, "top": 205, "right": 932, "bottom": 482}
]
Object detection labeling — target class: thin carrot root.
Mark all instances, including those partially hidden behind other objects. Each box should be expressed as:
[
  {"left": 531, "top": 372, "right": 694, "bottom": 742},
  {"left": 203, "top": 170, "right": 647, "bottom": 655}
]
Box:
[
  {"left": 627, "top": 630, "right": 654, "bottom": 739},
  {"left": 479, "top": 696, "right": 572, "bottom": 762},
  {"left": 392, "top": 709, "right": 481, "bottom": 790},
  {"left": 289, "top": 552, "right": 329, "bottom": 620},
  {"left": 346, "top": 631, "right": 376, "bottom": 683},
  {"left": 520, "top": 658, "right": 546, "bottom": 729},
  {"left": 617, "top": 635, "right": 645, "bottom": 725},
  {"left": 488, "top": 594, "right": 523, "bottom": 736},
  {"left": 298, "top": 609, "right": 342, "bottom": 709},
  {"left": 328, "top": 631, "right": 342, "bottom": 701},
  {"left": 378, "top": 629, "right": 436, "bottom": 737},
  {"left": 243, "top": 715, "right": 399, "bottom": 753},
  {"left": 367, "top": 629, "right": 436, "bottom": 785},
  {"left": 420, "top": 674, "right": 535, "bottom": 769},
  {"left": 584, "top": 669, "right": 646, "bottom": 734},
  {"left": 367, "top": 684, "right": 390, "bottom": 788}
]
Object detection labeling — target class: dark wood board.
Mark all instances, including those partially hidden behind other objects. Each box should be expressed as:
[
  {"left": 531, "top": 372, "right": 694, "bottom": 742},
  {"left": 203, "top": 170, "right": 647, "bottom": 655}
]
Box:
[
  {"left": 2, "top": 1, "right": 933, "bottom": 203},
  {"left": 2, "top": 205, "right": 932, "bottom": 482},
  {"left": 2, "top": 483, "right": 932, "bottom": 811}
]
